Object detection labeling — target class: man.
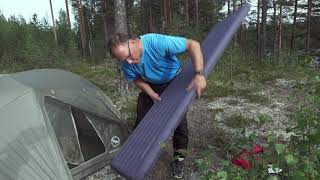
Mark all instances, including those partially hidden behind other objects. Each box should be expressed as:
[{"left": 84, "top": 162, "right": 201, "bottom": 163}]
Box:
[{"left": 108, "top": 33, "right": 206, "bottom": 178}]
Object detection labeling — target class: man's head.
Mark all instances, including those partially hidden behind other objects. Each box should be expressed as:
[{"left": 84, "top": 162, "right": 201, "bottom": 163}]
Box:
[{"left": 108, "top": 33, "right": 141, "bottom": 64}]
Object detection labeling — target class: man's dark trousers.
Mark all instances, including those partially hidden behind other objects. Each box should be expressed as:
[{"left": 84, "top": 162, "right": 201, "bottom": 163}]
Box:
[{"left": 134, "top": 82, "right": 189, "bottom": 150}]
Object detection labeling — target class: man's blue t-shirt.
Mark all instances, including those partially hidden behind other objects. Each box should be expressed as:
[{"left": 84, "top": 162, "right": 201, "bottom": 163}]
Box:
[{"left": 121, "top": 33, "right": 186, "bottom": 84}]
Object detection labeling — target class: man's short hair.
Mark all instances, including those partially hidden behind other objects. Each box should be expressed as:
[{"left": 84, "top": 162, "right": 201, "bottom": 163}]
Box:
[{"left": 107, "top": 32, "right": 129, "bottom": 57}]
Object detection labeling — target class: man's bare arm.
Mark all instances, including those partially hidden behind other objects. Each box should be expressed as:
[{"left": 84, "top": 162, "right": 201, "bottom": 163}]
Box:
[
  {"left": 134, "top": 78, "right": 161, "bottom": 102},
  {"left": 185, "top": 39, "right": 207, "bottom": 97}
]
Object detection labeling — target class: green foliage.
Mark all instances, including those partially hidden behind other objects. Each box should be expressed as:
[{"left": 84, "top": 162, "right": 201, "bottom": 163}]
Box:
[
  {"left": 1, "top": 4, "right": 320, "bottom": 178},
  {"left": 164, "top": 0, "right": 224, "bottom": 42},
  {"left": 0, "top": 11, "right": 80, "bottom": 72},
  {"left": 195, "top": 57, "right": 320, "bottom": 179},
  {"left": 166, "top": 14, "right": 204, "bottom": 41},
  {"left": 224, "top": 113, "right": 256, "bottom": 129},
  {"left": 259, "top": 114, "right": 271, "bottom": 124},
  {"left": 204, "top": 45, "right": 310, "bottom": 106}
]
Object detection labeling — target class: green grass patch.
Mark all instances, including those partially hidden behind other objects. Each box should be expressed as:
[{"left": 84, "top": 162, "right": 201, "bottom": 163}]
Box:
[
  {"left": 258, "top": 114, "right": 272, "bottom": 124},
  {"left": 210, "top": 108, "right": 224, "bottom": 115},
  {"left": 224, "top": 113, "right": 256, "bottom": 129},
  {"left": 205, "top": 81, "right": 270, "bottom": 105},
  {"left": 120, "top": 98, "right": 137, "bottom": 129},
  {"left": 246, "top": 94, "right": 270, "bottom": 105},
  {"left": 227, "top": 99, "right": 239, "bottom": 106},
  {"left": 204, "top": 84, "right": 236, "bottom": 98}
]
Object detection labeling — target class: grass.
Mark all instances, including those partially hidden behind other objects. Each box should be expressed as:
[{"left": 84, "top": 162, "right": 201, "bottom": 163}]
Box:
[
  {"left": 202, "top": 46, "right": 314, "bottom": 109},
  {"left": 226, "top": 99, "right": 239, "bottom": 106},
  {"left": 1, "top": 46, "right": 317, "bottom": 128},
  {"left": 246, "top": 94, "right": 270, "bottom": 105},
  {"left": 258, "top": 114, "right": 271, "bottom": 124},
  {"left": 204, "top": 84, "right": 236, "bottom": 98},
  {"left": 194, "top": 48, "right": 320, "bottom": 179},
  {"left": 223, "top": 113, "right": 256, "bottom": 129},
  {"left": 205, "top": 82, "right": 270, "bottom": 105},
  {"left": 210, "top": 108, "right": 224, "bottom": 115},
  {"left": 2, "top": 40, "right": 319, "bottom": 179}
]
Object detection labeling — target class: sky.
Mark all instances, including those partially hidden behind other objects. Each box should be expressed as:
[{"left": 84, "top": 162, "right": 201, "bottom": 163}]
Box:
[{"left": 0, "top": 0, "right": 75, "bottom": 25}]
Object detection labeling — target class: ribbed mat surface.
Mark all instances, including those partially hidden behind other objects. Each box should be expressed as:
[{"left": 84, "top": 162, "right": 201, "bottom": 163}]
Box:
[{"left": 111, "top": 4, "right": 250, "bottom": 180}]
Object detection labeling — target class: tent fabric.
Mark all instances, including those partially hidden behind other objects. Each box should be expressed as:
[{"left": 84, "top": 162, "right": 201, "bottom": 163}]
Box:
[
  {"left": 111, "top": 4, "right": 251, "bottom": 180},
  {"left": 45, "top": 97, "right": 84, "bottom": 165},
  {"left": 10, "top": 69, "right": 121, "bottom": 121},
  {"left": 0, "top": 69, "right": 129, "bottom": 180},
  {"left": 0, "top": 82, "right": 72, "bottom": 180}
]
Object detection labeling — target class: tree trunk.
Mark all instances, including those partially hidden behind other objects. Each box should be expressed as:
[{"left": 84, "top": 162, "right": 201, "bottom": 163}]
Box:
[
  {"left": 167, "top": 0, "right": 172, "bottom": 23},
  {"left": 185, "top": 0, "right": 189, "bottom": 24},
  {"left": 260, "top": 0, "right": 267, "bottom": 59},
  {"left": 113, "top": 0, "right": 129, "bottom": 94},
  {"left": 160, "top": 0, "right": 170, "bottom": 33},
  {"left": 164, "top": 0, "right": 167, "bottom": 32},
  {"left": 228, "top": 0, "right": 231, "bottom": 15},
  {"left": 75, "top": 0, "right": 86, "bottom": 55},
  {"left": 290, "top": 0, "right": 298, "bottom": 49},
  {"left": 146, "top": 0, "right": 155, "bottom": 32},
  {"left": 278, "top": 4, "right": 283, "bottom": 54},
  {"left": 167, "top": 0, "right": 171, "bottom": 23},
  {"left": 306, "top": 0, "right": 312, "bottom": 50},
  {"left": 233, "top": 0, "right": 237, "bottom": 43},
  {"left": 257, "top": 0, "right": 261, "bottom": 59},
  {"left": 126, "top": 0, "right": 133, "bottom": 35},
  {"left": 79, "top": 0, "right": 86, "bottom": 48},
  {"left": 65, "top": 0, "right": 71, "bottom": 29},
  {"left": 142, "top": 0, "right": 148, "bottom": 33},
  {"left": 88, "top": 5, "right": 93, "bottom": 57},
  {"left": 102, "top": 0, "right": 109, "bottom": 50},
  {"left": 113, "top": 0, "right": 128, "bottom": 33},
  {"left": 273, "top": 0, "right": 277, "bottom": 54},
  {"left": 160, "top": 0, "right": 164, "bottom": 33},
  {"left": 49, "top": 0, "right": 58, "bottom": 44},
  {"left": 195, "top": 0, "right": 199, "bottom": 26},
  {"left": 239, "top": 0, "right": 243, "bottom": 44},
  {"left": 149, "top": 2, "right": 154, "bottom": 32}
]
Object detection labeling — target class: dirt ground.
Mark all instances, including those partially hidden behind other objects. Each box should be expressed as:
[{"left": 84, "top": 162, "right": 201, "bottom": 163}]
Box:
[
  {"left": 85, "top": 99, "right": 215, "bottom": 180},
  {"left": 86, "top": 78, "right": 300, "bottom": 180}
]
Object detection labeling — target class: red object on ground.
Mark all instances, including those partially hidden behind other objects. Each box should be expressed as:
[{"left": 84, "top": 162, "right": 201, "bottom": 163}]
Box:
[
  {"left": 231, "top": 144, "right": 263, "bottom": 170},
  {"left": 253, "top": 144, "right": 263, "bottom": 154}
]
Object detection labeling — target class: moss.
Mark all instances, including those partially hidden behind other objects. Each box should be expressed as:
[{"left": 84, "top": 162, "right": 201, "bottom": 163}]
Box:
[
  {"left": 227, "top": 99, "right": 239, "bottom": 106},
  {"left": 204, "top": 84, "right": 236, "bottom": 98},
  {"left": 258, "top": 114, "right": 271, "bottom": 124},
  {"left": 210, "top": 108, "right": 224, "bottom": 115},
  {"left": 224, "top": 113, "right": 256, "bottom": 129},
  {"left": 246, "top": 94, "right": 270, "bottom": 105},
  {"left": 208, "top": 128, "right": 232, "bottom": 149}
]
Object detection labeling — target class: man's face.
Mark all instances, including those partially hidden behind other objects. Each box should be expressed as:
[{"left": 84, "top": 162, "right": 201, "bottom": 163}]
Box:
[{"left": 113, "top": 41, "right": 139, "bottom": 64}]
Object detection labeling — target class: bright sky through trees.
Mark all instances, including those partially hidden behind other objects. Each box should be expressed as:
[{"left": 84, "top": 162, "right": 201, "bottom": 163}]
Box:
[{"left": 0, "top": 0, "right": 75, "bottom": 25}]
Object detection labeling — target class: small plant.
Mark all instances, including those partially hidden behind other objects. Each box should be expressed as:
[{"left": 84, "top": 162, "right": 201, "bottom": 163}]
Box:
[{"left": 258, "top": 114, "right": 271, "bottom": 125}]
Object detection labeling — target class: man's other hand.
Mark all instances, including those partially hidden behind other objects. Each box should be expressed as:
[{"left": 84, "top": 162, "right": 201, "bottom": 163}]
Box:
[
  {"left": 150, "top": 92, "right": 161, "bottom": 102},
  {"left": 186, "top": 74, "right": 207, "bottom": 98}
]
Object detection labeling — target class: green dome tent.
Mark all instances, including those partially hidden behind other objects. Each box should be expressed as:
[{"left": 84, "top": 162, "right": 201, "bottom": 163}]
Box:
[{"left": 0, "top": 69, "right": 129, "bottom": 180}]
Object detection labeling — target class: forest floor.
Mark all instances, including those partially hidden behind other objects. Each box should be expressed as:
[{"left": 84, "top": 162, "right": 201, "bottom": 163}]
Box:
[{"left": 85, "top": 75, "right": 307, "bottom": 180}]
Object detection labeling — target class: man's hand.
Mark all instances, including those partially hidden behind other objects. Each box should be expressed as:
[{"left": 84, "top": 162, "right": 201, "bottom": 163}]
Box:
[
  {"left": 150, "top": 92, "right": 161, "bottom": 102},
  {"left": 134, "top": 78, "right": 161, "bottom": 102},
  {"left": 185, "top": 39, "right": 206, "bottom": 98},
  {"left": 186, "top": 74, "right": 207, "bottom": 98}
]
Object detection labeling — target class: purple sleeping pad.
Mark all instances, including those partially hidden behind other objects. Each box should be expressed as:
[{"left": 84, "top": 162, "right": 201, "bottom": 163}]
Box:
[{"left": 111, "top": 4, "right": 250, "bottom": 180}]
